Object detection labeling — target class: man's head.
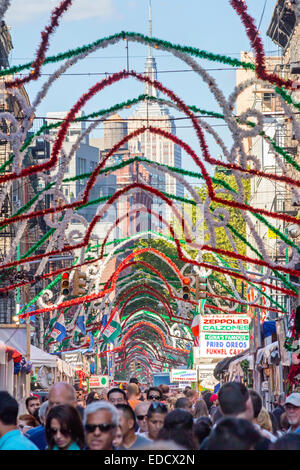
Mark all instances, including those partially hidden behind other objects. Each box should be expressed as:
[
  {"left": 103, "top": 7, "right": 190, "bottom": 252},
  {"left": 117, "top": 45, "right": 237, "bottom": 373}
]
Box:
[
  {"left": 249, "top": 390, "right": 263, "bottom": 420},
  {"left": 83, "top": 401, "right": 118, "bottom": 450},
  {"left": 209, "top": 393, "right": 219, "bottom": 406},
  {"left": 284, "top": 393, "right": 300, "bottom": 431},
  {"left": 218, "top": 382, "right": 253, "bottom": 421},
  {"left": 206, "top": 417, "right": 261, "bottom": 450},
  {"left": 277, "top": 392, "right": 285, "bottom": 407},
  {"left": 25, "top": 396, "right": 40, "bottom": 416},
  {"left": 0, "top": 391, "right": 18, "bottom": 437},
  {"left": 146, "top": 387, "right": 162, "bottom": 402},
  {"left": 159, "top": 384, "right": 170, "bottom": 398},
  {"left": 76, "top": 388, "right": 85, "bottom": 401},
  {"left": 115, "top": 404, "right": 136, "bottom": 441},
  {"left": 107, "top": 388, "right": 127, "bottom": 406},
  {"left": 135, "top": 401, "right": 151, "bottom": 433},
  {"left": 129, "top": 377, "right": 139, "bottom": 385},
  {"left": 185, "top": 389, "right": 198, "bottom": 408},
  {"left": 174, "top": 397, "right": 193, "bottom": 414},
  {"left": 38, "top": 400, "right": 49, "bottom": 426},
  {"left": 146, "top": 402, "right": 168, "bottom": 440},
  {"left": 48, "top": 382, "right": 77, "bottom": 409},
  {"left": 127, "top": 383, "right": 139, "bottom": 399}
]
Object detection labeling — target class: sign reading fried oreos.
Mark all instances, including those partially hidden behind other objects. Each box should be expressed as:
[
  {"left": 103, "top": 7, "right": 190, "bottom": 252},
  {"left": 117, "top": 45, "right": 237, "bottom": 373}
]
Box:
[{"left": 199, "top": 315, "right": 250, "bottom": 357}]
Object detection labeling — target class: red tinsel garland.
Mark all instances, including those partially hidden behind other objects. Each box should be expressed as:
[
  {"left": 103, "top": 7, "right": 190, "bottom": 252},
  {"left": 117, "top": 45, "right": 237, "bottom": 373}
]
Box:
[
  {"left": 120, "top": 320, "right": 189, "bottom": 354},
  {"left": 121, "top": 307, "right": 191, "bottom": 330},
  {"left": 2, "top": 71, "right": 300, "bottom": 226},
  {"left": 230, "top": 0, "right": 295, "bottom": 89},
  {"left": 6, "top": 0, "right": 73, "bottom": 89},
  {"left": 18, "top": 244, "right": 297, "bottom": 320}
]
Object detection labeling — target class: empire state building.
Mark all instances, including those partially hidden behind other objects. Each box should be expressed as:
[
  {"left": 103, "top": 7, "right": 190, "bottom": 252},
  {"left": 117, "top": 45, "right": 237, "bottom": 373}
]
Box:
[{"left": 127, "top": 2, "right": 183, "bottom": 225}]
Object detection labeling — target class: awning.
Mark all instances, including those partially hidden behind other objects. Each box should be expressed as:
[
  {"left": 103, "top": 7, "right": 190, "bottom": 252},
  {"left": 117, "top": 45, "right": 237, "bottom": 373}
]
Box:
[
  {"left": 213, "top": 349, "right": 250, "bottom": 381},
  {"left": 229, "top": 353, "right": 254, "bottom": 370},
  {"left": 0, "top": 327, "right": 27, "bottom": 355},
  {"left": 256, "top": 341, "right": 279, "bottom": 365},
  {"left": 228, "top": 351, "right": 253, "bottom": 381},
  {"left": 30, "top": 345, "right": 57, "bottom": 368}
]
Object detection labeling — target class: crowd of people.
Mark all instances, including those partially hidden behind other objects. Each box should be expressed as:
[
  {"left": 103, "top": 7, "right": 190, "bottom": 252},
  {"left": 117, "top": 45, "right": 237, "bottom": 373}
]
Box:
[{"left": 0, "top": 379, "right": 300, "bottom": 450}]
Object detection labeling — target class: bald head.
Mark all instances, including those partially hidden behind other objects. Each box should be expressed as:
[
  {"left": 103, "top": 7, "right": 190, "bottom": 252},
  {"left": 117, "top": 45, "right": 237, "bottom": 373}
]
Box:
[{"left": 48, "top": 382, "right": 77, "bottom": 409}]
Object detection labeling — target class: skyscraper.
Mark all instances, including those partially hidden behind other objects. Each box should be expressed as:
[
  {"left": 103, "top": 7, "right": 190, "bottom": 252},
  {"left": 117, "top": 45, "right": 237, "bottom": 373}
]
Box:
[{"left": 127, "top": 1, "right": 183, "bottom": 225}]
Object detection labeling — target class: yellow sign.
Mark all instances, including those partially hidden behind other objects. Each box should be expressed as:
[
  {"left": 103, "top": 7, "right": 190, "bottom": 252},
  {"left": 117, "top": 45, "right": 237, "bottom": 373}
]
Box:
[{"left": 268, "top": 228, "right": 278, "bottom": 239}]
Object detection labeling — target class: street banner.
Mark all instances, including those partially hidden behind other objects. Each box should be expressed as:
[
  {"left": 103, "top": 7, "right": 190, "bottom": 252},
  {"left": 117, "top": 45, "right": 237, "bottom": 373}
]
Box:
[{"left": 199, "top": 314, "right": 250, "bottom": 358}]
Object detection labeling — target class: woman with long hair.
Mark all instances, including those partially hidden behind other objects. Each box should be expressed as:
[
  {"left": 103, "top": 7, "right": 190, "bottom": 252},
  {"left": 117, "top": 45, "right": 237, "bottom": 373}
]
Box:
[
  {"left": 45, "top": 404, "right": 85, "bottom": 450},
  {"left": 193, "top": 399, "right": 209, "bottom": 420},
  {"left": 85, "top": 391, "right": 100, "bottom": 406}
]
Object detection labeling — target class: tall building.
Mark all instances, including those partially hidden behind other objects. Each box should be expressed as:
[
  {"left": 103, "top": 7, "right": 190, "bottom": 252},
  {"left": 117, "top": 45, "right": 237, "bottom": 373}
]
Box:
[
  {"left": 127, "top": 3, "right": 183, "bottom": 223},
  {"left": 91, "top": 114, "right": 157, "bottom": 241},
  {"left": 45, "top": 111, "right": 101, "bottom": 224}
]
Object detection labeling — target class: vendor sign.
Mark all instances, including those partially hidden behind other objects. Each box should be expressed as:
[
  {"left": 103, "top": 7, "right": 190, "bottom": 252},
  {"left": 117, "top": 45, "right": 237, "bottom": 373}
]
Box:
[
  {"left": 170, "top": 369, "right": 197, "bottom": 383},
  {"left": 199, "top": 315, "right": 250, "bottom": 358},
  {"left": 89, "top": 375, "right": 109, "bottom": 388}
]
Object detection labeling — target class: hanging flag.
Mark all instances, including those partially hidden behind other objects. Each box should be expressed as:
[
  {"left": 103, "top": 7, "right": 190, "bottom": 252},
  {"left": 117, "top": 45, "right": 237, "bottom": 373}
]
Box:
[
  {"left": 51, "top": 312, "right": 67, "bottom": 343},
  {"left": 101, "top": 313, "right": 108, "bottom": 327},
  {"left": 76, "top": 314, "right": 86, "bottom": 335},
  {"left": 44, "top": 312, "right": 61, "bottom": 343},
  {"left": 102, "top": 311, "right": 122, "bottom": 344},
  {"left": 191, "top": 299, "right": 206, "bottom": 338}
]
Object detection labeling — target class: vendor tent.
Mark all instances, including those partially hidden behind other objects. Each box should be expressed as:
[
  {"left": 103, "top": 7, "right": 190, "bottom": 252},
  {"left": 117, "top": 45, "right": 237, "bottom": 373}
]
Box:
[{"left": 30, "top": 345, "right": 57, "bottom": 368}]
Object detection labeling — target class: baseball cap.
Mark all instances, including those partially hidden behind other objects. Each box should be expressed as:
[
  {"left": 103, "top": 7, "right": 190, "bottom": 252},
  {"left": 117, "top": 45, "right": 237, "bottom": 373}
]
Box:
[
  {"left": 285, "top": 393, "right": 300, "bottom": 407},
  {"left": 210, "top": 393, "right": 218, "bottom": 403}
]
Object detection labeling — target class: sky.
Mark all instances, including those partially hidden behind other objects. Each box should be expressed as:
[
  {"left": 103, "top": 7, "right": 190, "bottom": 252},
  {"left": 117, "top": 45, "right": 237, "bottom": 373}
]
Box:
[{"left": 3, "top": 0, "right": 279, "bottom": 181}]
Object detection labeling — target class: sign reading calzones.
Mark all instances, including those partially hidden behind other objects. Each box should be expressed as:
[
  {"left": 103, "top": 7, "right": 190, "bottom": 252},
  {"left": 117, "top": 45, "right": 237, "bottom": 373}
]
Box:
[{"left": 199, "top": 315, "right": 250, "bottom": 358}]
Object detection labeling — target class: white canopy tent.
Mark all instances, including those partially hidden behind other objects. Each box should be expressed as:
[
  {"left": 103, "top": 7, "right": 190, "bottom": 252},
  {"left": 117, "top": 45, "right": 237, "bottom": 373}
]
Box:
[{"left": 30, "top": 344, "right": 57, "bottom": 369}]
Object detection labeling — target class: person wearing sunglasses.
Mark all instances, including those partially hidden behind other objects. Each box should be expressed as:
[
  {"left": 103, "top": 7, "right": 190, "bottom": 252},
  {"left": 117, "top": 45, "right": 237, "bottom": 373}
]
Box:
[
  {"left": 83, "top": 401, "right": 118, "bottom": 450},
  {"left": 146, "top": 387, "right": 162, "bottom": 402},
  {"left": 116, "top": 404, "right": 151, "bottom": 449},
  {"left": 135, "top": 401, "right": 151, "bottom": 437},
  {"left": 146, "top": 402, "right": 168, "bottom": 441},
  {"left": 45, "top": 404, "right": 85, "bottom": 450},
  {"left": 18, "top": 414, "right": 39, "bottom": 434}
]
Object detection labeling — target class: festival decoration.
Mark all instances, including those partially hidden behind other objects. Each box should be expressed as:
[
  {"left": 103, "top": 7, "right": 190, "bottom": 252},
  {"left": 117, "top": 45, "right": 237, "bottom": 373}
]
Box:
[{"left": 1, "top": 0, "right": 300, "bottom": 374}]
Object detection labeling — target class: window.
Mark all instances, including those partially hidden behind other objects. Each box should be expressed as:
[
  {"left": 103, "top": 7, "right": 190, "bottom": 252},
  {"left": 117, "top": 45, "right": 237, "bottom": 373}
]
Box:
[{"left": 78, "top": 157, "right": 86, "bottom": 174}]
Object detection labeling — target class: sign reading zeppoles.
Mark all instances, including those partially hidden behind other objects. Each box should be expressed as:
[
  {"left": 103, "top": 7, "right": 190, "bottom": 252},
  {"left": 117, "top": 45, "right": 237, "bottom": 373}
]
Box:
[{"left": 199, "top": 315, "right": 250, "bottom": 358}]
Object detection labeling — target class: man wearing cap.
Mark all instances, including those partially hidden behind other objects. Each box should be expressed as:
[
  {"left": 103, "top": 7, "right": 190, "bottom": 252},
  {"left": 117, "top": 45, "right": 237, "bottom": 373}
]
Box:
[{"left": 284, "top": 393, "right": 300, "bottom": 432}]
